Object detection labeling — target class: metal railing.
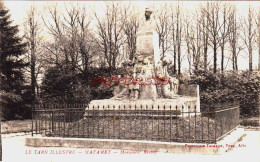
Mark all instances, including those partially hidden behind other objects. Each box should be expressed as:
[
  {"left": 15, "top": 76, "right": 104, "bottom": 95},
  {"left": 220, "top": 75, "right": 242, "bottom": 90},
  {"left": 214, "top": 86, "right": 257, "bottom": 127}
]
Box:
[{"left": 31, "top": 102, "right": 240, "bottom": 143}]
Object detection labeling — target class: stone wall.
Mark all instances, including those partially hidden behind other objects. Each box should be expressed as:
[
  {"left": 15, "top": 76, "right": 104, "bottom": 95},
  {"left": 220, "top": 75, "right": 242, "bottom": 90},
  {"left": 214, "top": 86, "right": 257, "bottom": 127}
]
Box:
[{"left": 178, "top": 84, "right": 198, "bottom": 97}]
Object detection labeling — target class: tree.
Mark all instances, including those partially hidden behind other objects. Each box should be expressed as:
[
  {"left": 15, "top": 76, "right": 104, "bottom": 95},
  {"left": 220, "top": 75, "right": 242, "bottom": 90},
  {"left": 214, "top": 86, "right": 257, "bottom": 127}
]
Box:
[
  {"left": 24, "top": 5, "right": 42, "bottom": 101},
  {"left": 219, "top": 3, "right": 231, "bottom": 72},
  {"left": 201, "top": 2, "right": 222, "bottom": 73},
  {"left": 0, "top": 2, "right": 27, "bottom": 119},
  {"left": 77, "top": 6, "right": 96, "bottom": 73},
  {"left": 176, "top": 3, "right": 183, "bottom": 75},
  {"left": 170, "top": 5, "right": 177, "bottom": 74},
  {"left": 156, "top": 2, "right": 171, "bottom": 58},
  {"left": 257, "top": 10, "right": 260, "bottom": 71},
  {"left": 228, "top": 5, "right": 243, "bottom": 71},
  {"left": 241, "top": 5, "right": 256, "bottom": 72},
  {"left": 42, "top": 4, "right": 95, "bottom": 74},
  {"left": 42, "top": 4, "right": 70, "bottom": 69},
  {"left": 184, "top": 13, "right": 193, "bottom": 74},
  {"left": 121, "top": 2, "right": 139, "bottom": 60},
  {"left": 94, "top": 2, "right": 125, "bottom": 70},
  {"left": 170, "top": 2, "right": 183, "bottom": 75},
  {"left": 41, "top": 65, "right": 91, "bottom": 103},
  {"left": 184, "top": 9, "right": 204, "bottom": 74},
  {"left": 200, "top": 2, "right": 210, "bottom": 71}
]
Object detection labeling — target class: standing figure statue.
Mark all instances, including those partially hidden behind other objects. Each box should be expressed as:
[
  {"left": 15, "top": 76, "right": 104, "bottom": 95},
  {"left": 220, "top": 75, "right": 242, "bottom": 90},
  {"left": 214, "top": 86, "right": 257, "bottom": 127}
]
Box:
[
  {"left": 130, "top": 55, "right": 145, "bottom": 101},
  {"left": 139, "top": 57, "right": 157, "bottom": 101}
]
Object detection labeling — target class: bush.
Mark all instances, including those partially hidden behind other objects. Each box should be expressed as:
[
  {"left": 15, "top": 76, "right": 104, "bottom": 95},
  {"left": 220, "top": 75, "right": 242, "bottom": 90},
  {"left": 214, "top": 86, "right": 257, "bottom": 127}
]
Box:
[
  {"left": 189, "top": 70, "right": 260, "bottom": 117},
  {"left": 40, "top": 65, "right": 260, "bottom": 118},
  {"left": 40, "top": 66, "right": 124, "bottom": 103},
  {"left": 41, "top": 65, "right": 92, "bottom": 103}
]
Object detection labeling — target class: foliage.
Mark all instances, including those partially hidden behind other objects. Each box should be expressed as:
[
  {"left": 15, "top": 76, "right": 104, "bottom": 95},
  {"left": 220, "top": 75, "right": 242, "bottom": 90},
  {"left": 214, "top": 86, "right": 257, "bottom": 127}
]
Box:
[
  {"left": 41, "top": 65, "right": 260, "bottom": 118},
  {"left": 189, "top": 70, "right": 260, "bottom": 117},
  {"left": 0, "top": 5, "right": 28, "bottom": 120},
  {"left": 40, "top": 65, "right": 124, "bottom": 103},
  {"left": 19, "top": 85, "right": 35, "bottom": 119},
  {"left": 41, "top": 65, "right": 91, "bottom": 103}
]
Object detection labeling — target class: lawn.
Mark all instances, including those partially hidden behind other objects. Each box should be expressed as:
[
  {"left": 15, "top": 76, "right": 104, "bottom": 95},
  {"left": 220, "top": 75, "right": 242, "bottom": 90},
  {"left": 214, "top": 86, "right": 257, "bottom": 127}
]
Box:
[
  {"left": 45, "top": 114, "right": 237, "bottom": 143},
  {"left": 1, "top": 120, "right": 32, "bottom": 134},
  {"left": 240, "top": 117, "right": 259, "bottom": 127},
  {"left": 31, "top": 108, "right": 241, "bottom": 143}
]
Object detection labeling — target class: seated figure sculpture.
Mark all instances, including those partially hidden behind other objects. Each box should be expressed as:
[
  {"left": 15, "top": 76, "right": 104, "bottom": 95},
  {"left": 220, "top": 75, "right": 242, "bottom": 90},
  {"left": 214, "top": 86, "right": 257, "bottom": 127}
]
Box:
[
  {"left": 156, "top": 57, "right": 179, "bottom": 99},
  {"left": 111, "top": 61, "right": 133, "bottom": 100},
  {"left": 162, "top": 57, "right": 179, "bottom": 95}
]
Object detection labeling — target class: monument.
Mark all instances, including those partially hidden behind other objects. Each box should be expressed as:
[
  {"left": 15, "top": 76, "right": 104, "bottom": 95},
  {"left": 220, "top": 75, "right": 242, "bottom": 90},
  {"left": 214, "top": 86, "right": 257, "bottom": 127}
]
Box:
[{"left": 85, "top": 8, "right": 200, "bottom": 116}]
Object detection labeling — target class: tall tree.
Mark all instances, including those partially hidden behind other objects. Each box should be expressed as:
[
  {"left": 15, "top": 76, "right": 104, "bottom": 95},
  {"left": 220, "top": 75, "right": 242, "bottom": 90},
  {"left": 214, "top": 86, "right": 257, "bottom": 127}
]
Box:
[
  {"left": 170, "top": 5, "right": 177, "bottom": 74},
  {"left": 241, "top": 5, "right": 256, "bottom": 72},
  {"left": 24, "top": 5, "right": 41, "bottom": 101},
  {"left": 201, "top": 2, "right": 222, "bottom": 73},
  {"left": 0, "top": 2, "right": 27, "bottom": 119},
  {"left": 184, "top": 10, "right": 203, "bottom": 73},
  {"left": 42, "top": 4, "right": 94, "bottom": 74},
  {"left": 219, "top": 3, "right": 231, "bottom": 72},
  {"left": 170, "top": 2, "right": 183, "bottom": 75},
  {"left": 200, "top": 2, "right": 210, "bottom": 71},
  {"left": 121, "top": 2, "right": 139, "bottom": 60},
  {"left": 257, "top": 10, "right": 260, "bottom": 71},
  {"left": 156, "top": 2, "right": 171, "bottom": 58},
  {"left": 176, "top": 3, "right": 183, "bottom": 75},
  {"left": 184, "top": 13, "right": 192, "bottom": 74},
  {"left": 95, "top": 2, "right": 125, "bottom": 70},
  {"left": 228, "top": 5, "right": 243, "bottom": 71},
  {"left": 42, "top": 5, "right": 70, "bottom": 69},
  {"left": 77, "top": 6, "right": 96, "bottom": 73}
]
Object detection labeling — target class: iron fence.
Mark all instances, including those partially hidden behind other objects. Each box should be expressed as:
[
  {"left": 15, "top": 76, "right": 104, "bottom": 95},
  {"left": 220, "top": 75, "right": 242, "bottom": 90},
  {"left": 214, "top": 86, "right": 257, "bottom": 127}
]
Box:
[{"left": 31, "top": 102, "right": 240, "bottom": 143}]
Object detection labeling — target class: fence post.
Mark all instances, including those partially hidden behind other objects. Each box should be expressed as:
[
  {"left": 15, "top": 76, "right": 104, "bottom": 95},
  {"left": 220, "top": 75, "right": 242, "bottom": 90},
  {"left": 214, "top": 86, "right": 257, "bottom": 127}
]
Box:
[
  {"left": 238, "top": 105, "right": 240, "bottom": 127},
  {"left": 170, "top": 105, "right": 172, "bottom": 141},
  {"left": 163, "top": 105, "right": 166, "bottom": 141},
  {"left": 188, "top": 105, "right": 191, "bottom": 143},
  {"left": 31, "top": 103, "right": 34, "bottom": 137},
  {"left": 214, "top": 109, "right": 217, "bottom": 144},
  {"left": 195, "top": 105, "right": 197, "bottom": 142},
  {"left": 63, "top": 108, "right": 66, "bottom": 137},
  {"left": 182, "top": 105, "right": 184, "bottom": 142},
  {"left": 51, "top": 110, "right": 54, "bottom": 132},
  {"left": 157, "top": 105, "right": 159, "bottom": 141}
]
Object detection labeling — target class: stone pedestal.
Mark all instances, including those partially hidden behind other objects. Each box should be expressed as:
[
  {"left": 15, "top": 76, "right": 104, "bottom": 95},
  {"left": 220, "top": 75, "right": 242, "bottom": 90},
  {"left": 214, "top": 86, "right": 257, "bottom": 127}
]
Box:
[
  {"left": 84, "top": 96, "right": 199, "bottom": 118},
  {"left": 136, "top": 31, "right": 160, "bottom": 65}
]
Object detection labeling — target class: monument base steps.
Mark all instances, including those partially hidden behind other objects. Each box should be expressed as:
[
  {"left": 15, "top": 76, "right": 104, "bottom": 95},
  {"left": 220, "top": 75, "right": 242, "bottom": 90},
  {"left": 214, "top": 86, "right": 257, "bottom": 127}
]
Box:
[{"left": 25, "top": 128, "right": 244, "bottom": 155}]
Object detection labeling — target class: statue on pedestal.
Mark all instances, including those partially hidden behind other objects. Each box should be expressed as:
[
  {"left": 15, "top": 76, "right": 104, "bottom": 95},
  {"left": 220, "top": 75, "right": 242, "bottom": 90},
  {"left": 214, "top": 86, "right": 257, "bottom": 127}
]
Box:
[
  {"left": 136, "top": 7, "right": 160, "bottom": 65},
  {"left": 112, "top": 7, "right": 179, "bottom": 101},
  {"left": 85, "top": 8, "right": 200, "bottom": 118}
]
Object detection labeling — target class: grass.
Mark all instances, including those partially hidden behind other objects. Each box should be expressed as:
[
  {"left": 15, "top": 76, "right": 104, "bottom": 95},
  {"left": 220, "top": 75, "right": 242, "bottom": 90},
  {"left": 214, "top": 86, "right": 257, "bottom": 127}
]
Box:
[
  {"left": 46, "top": 114, "right": 238, "bottom": 143},
  {"left": 33, "top": 109, "right": 258, "bottom": 143},
  {"left": 2, "top": 116, "right": 257, "bottom": 135},
  {"left": 240, "top": 117, "right": 259, "bottom": 127},
  {"left": 1, "top": 120, "right": 32, "bottom": 134}
]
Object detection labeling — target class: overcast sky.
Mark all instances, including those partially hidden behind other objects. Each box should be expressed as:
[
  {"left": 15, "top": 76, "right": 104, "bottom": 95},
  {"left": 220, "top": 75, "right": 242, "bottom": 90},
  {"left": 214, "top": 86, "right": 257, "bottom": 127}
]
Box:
[{"left": 3, "top": 1, "right": 260, "bottom": 71}]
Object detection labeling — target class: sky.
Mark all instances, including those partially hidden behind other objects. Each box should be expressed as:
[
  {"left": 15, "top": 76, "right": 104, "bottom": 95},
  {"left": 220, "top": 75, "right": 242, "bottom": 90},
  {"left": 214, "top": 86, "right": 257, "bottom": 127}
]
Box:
[{"left": 3, "top": 1, "right": 260, "bottom": 71}]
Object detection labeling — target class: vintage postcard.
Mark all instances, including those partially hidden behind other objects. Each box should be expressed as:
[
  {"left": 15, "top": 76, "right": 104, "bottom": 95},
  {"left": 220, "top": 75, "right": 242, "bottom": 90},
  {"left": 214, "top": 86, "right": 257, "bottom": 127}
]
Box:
[{"left": 0, "top": 1, "right": 259, "bottom": 162}]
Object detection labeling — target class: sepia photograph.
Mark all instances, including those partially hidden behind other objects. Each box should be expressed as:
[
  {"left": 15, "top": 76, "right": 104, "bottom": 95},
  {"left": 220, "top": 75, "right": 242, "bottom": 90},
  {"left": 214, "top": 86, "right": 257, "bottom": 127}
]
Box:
[{"left": 0, "top": 0, "right": 259, "bottom": 162}]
